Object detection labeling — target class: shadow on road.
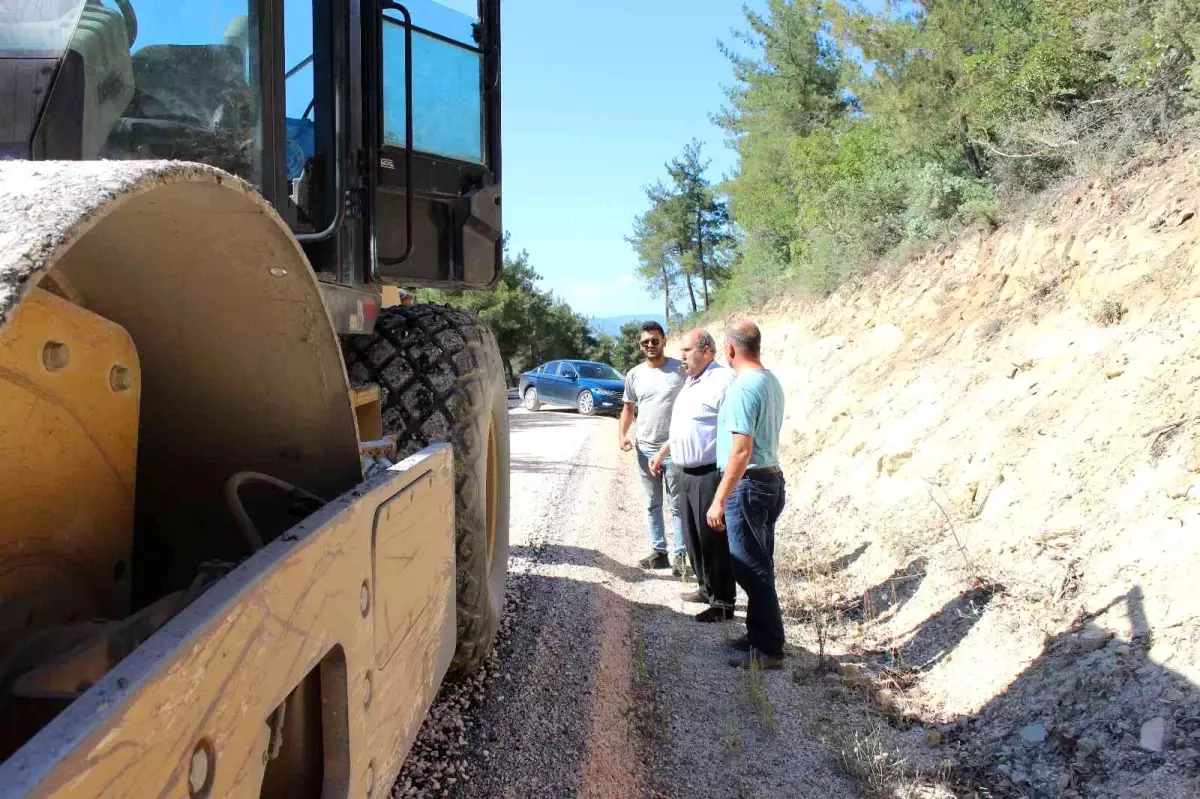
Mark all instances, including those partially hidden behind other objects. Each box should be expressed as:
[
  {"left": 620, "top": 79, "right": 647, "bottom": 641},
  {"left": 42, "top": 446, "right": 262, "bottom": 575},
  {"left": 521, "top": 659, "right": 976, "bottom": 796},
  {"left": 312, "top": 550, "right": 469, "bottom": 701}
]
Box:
[
  {"left": 508, "top": 408, "right": 617, "bottom": 432},
  {"left": 508, "top": 543, "right": 678, "bottom": 585}
]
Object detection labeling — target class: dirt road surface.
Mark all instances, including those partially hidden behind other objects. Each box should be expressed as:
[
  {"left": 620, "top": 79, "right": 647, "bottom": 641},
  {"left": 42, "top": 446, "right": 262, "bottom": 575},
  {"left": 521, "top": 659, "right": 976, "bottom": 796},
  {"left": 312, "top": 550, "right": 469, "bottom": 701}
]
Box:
[{"left": 394, "top": 406, "right": 858, "bottom": 799}]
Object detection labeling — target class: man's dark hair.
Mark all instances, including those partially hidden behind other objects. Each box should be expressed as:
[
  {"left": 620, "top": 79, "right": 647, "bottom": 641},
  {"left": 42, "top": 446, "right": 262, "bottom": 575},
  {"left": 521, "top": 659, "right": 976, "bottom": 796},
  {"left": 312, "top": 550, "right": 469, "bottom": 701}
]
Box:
[
  {"left": 726, "top": 322, "right": 762, "bottom": 358},
  {"left": 639, "top": 321, "right": 666, "bottom": 338}
]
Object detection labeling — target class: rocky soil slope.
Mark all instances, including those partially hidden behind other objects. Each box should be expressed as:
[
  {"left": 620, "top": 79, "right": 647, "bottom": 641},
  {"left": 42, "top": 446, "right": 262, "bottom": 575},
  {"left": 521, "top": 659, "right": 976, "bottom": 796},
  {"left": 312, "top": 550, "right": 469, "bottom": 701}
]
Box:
[{"left": 735, "top": 144, "right": 1200, "bottom": 797}]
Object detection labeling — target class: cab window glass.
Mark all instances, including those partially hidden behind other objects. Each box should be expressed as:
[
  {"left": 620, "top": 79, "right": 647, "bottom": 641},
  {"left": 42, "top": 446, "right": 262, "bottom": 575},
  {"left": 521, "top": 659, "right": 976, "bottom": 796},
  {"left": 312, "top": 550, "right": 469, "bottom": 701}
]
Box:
[
  {"left": 43, "top": 0, "right": 263, "bottom": 183},
  {"left": 381, "top": 1, "right": 482, "bottom": 164}
]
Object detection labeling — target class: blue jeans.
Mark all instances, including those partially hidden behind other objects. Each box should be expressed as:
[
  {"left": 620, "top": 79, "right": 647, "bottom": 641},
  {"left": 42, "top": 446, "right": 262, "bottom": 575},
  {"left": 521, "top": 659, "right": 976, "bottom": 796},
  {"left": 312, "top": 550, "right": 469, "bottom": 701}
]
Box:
[
  {"left": 635, "top": 446, "right": 684, "bottom": 556},
  {"left": 726, "top": 471, "right": 787, "bottom": 657}
]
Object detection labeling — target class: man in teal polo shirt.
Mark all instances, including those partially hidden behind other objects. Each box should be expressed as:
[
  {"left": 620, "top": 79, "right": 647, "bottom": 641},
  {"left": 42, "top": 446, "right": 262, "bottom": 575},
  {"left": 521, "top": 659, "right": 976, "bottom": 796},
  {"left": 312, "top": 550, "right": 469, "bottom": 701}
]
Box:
[{"left": 706, "top": 320, "right": 787, "bottom": 669}]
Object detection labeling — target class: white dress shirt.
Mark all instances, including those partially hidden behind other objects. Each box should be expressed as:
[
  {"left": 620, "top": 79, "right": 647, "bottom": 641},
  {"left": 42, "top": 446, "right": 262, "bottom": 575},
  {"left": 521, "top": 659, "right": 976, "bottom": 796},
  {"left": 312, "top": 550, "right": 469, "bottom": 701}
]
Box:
[{"left": 667, "top": 361, "right": 736, "bottom": 468}]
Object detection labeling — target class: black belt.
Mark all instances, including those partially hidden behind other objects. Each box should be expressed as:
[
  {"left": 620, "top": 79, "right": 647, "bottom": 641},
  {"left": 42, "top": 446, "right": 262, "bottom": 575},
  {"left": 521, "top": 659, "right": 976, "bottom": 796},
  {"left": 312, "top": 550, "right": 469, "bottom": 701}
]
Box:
[
  {"left": 743, "top": 465, "right": 782, "bottom": 479},
  {"left": 681, "top": 463, "right": 717, "bottom": 476}
]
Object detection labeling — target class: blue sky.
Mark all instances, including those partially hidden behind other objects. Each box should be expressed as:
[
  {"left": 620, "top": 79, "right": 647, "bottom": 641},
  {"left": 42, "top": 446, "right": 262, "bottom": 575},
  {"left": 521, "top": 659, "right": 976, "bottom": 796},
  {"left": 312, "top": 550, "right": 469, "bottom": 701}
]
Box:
[{"left": 499, "top": 0, "right": 755, "bottom": 319}]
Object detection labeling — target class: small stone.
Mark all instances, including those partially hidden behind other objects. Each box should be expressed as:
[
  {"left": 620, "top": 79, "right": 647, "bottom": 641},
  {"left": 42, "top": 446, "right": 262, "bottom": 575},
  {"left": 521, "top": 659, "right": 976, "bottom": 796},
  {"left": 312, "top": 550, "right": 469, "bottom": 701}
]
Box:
[
  {"left": 839, "top": 662, "right": 867, "bottom": 684},
  {"left": 1020, "top": 722, "right": 1049, "bottom": 744},
  {"left": 1178, "top": 210, "right": 1195, "bottom": 226},
  {"left": 1077, "top": 628, "right": 1114, "bottom": 652},
  {"left": 1114, "top": 643, "right": 1131, "bottom": 656},
  {"left": 1059, "top": 772, "right": 1072, "bottom": 790},
  {"left": 1165, "top": 688, "right": 1185, "bottom": 703},
  {"left": 1076, "top": 737, "right": 1099, "bottom": 757},
  {"left": 925, "top": 728, "right": 943, "bottom": 747},
  {"left": 1104, "top": 357, "right": 1128, "bottom": 379},
  {"left": 875, "top": 688, "right": 896, "bottom": 711},
  {"left": 1140, "top": 717, "right": 1166, "bottom": 752},
  {"left": 1190, "top": 729, "right": 1200, "bottom": 740}
]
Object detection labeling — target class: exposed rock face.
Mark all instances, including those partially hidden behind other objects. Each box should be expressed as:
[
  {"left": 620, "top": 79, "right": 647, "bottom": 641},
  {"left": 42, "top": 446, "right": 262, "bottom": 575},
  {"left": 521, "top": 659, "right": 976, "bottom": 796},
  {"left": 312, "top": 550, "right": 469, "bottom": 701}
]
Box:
[{"left": 712, "top": 147, "right": 1200, "bottom": 798}]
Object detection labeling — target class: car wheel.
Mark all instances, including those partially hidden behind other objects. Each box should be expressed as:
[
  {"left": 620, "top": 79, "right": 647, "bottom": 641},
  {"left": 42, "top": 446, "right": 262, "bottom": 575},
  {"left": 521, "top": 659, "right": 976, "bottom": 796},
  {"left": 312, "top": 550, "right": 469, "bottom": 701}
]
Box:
[
  {"left": 577, "top": 390, "right": 596, "bottom": 416},
  {"left": 524, "top": 386, "right": 541, "bottom": 411}
]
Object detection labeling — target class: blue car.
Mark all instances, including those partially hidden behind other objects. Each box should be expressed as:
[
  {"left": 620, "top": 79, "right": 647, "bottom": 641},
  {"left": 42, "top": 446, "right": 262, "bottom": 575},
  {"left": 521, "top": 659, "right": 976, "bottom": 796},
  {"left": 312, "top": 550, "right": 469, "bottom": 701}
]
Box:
[{"left": 518, "top": 360, "right": 625, "bottom": 416}]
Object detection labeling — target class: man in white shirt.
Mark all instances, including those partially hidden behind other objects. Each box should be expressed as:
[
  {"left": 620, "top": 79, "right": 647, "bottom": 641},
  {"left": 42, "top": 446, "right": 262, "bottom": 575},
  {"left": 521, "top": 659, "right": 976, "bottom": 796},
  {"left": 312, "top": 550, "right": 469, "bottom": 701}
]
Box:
[{"left": 650, "top": 329, "right": 737, "bottom": 622}]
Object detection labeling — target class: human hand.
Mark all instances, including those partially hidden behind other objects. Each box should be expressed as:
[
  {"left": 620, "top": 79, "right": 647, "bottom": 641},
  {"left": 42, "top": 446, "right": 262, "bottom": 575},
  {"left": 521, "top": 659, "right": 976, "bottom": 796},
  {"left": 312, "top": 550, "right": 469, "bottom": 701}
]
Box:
[
  {"left": 649, "top": 451, "right": 665, "bottom": 475},
  {"left": 619, "top": 437, "right": 633, "bottom": 452},
  {"left": 706, "top": 498, "right": 726, "bottom": 531}
]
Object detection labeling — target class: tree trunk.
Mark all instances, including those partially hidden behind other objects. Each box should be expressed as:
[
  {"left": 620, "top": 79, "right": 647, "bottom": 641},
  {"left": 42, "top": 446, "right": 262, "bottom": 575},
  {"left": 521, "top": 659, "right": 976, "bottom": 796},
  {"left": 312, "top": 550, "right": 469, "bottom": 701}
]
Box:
[
  {"left": 959, "top": 112, "right": 983, "bottom": 178},
  {"left": 684, "top": 271, "right": 698, "bottom": 314},
  {"left": 696, "top": 205, "right": 710, "bottom": 309},
  {"left": 662, "top": 264, "right": 670, "bottom": 328}
]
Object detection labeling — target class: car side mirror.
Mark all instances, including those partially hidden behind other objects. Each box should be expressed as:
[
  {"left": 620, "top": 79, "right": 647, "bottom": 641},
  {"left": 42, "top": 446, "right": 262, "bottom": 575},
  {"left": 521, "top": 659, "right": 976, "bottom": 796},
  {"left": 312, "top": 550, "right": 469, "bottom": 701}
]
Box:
[{"left": 564, "top": 372, "right": 577, "bottom": 381}]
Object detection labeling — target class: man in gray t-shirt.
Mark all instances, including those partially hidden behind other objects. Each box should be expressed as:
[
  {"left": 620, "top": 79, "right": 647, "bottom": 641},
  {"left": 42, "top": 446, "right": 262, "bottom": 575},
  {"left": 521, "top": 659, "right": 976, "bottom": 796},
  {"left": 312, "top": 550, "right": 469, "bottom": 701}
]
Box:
[{"left": 618, "top": 321, "right": 687, "bottom": 572}]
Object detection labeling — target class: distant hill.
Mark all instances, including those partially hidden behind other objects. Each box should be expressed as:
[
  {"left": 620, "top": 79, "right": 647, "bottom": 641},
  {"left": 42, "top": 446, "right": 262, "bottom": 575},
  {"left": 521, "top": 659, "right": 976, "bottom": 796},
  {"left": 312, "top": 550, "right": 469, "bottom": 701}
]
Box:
[{"left": 588, "top": 314, "right": 666, "bottom": 336}]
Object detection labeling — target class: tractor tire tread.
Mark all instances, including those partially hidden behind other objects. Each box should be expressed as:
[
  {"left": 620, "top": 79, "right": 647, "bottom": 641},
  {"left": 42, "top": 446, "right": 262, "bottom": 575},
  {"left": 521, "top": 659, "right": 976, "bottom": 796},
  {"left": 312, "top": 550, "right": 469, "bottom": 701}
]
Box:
[{"left": 342, "top": 303, "right": 509, "bottom": 676}]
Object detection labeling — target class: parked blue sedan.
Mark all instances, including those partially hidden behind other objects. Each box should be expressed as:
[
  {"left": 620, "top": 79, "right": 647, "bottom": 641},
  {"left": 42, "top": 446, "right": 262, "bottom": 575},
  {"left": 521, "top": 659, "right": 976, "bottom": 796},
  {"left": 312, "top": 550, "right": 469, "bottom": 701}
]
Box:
[{"left": 518, "top": 360, "right": 625, "bottom": 416}]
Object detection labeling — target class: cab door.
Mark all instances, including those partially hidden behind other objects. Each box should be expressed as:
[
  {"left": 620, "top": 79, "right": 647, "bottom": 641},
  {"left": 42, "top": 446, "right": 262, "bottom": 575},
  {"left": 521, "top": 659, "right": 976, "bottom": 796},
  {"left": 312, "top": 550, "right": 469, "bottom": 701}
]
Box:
[{"left": 370, "top": 0, "right": 502, "bottom": 290}]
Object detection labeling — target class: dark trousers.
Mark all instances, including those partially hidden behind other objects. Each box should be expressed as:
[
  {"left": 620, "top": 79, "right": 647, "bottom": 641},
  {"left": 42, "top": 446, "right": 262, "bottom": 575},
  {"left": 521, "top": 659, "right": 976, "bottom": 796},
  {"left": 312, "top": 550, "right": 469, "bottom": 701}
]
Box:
[
  {"left": 726, "top": 471, "right": 787, "bottom": 657},
  {"left": 678, "top": 465, "right": 735, "bottom": 608}
]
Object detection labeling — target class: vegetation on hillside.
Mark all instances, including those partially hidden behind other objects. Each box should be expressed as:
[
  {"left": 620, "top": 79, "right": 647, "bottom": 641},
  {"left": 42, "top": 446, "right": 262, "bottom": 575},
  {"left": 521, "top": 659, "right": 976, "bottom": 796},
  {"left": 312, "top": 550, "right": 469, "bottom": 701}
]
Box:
[
  {"left": 633, "top": 0, "right": 1200, "bottom": 315},
  {"left": 420, "top": 243, "right": 620, "bottom": 384},
  {"left": 627, "top": 141, "right": 736, "bottom": 322}
]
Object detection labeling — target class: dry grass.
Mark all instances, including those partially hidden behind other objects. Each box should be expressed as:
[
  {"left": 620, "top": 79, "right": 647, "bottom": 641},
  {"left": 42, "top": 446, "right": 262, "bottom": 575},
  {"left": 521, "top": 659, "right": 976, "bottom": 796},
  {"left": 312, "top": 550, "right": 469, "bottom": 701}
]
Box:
[
  {"left": 776, "top": 538, "right": 856, "bottom": 670},
  {"left": 978, "top": 317, "right": 1004, "bottom": 341},
  {"left": 831, "top": 727, "right": 910, "bottom": 797},
  {"left": 1093, "top": 296, "right": 1128, "bottom": 326},
  {"left": 739, "top": 659, "right": 778, "bottom": 733}
]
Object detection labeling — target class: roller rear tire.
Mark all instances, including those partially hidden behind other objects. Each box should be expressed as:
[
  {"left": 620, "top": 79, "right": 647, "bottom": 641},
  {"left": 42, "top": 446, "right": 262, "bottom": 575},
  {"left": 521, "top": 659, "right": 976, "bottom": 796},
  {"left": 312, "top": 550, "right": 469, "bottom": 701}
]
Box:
[{"left": 343, "top": 303, "right": 509, "bottom": 676}]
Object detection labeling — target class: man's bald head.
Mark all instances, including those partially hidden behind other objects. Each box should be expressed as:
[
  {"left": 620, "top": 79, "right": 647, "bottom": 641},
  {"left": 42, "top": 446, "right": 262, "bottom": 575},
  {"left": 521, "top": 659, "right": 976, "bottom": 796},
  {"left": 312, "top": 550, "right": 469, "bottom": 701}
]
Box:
[
  {"left": 725, "top": 319, "right": 762, "bottom": 360},
  {"left": 680, "top": 328, "right": 716, "bottom": 377}
]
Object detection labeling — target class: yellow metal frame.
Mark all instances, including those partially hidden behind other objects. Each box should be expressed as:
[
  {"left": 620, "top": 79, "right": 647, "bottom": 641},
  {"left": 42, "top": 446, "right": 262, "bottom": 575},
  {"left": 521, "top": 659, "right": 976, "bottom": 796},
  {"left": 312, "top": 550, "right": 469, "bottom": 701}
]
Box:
[
  {"left": 0, "top": 288, "right": 139, "bottom": 634},
  {"left": 1, "top": 445, "right": 457, "bottom": 799}
]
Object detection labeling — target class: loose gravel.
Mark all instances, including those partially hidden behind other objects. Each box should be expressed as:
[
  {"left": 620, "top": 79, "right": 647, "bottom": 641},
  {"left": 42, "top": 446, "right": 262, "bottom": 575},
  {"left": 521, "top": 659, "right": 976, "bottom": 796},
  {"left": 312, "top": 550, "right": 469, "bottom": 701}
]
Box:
[{"left": 394, "top": 406, "right": 855, "bottom": 798}]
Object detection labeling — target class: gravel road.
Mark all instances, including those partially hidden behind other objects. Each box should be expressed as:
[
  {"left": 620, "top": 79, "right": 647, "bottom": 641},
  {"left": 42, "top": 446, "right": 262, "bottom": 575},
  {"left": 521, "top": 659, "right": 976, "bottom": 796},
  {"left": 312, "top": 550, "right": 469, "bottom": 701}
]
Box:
[{"left": 394, "top": 406, "right": 858, "bottom": 799}]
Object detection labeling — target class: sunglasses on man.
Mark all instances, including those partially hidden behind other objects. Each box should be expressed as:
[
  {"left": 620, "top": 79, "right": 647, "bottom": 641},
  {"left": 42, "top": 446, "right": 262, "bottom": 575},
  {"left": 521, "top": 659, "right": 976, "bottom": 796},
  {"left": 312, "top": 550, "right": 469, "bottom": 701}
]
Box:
[{"left": 640, "top": 338, "right": 662, "bottom": 348}]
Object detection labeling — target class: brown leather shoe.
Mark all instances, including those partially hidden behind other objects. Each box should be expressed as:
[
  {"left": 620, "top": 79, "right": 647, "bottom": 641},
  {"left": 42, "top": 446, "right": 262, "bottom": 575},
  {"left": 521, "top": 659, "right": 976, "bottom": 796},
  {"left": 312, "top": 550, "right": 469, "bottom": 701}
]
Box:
[
  {"left": 680, "top": 589, "right": 706, "bottom": 603},
  {"left": 724, "top": 634, "right": 751, "bottom": 652}
]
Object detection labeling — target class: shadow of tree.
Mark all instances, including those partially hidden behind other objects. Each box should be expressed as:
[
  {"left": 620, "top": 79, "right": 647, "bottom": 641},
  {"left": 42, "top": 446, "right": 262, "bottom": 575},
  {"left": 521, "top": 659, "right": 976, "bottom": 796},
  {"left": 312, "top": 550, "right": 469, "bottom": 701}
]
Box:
[
  {"left": 839, "top": 558, "right": 928, "bottom": 624},
  {"left": 827, "top": 542, "right": 871, "bottom": 574},
  {"left": 882, "top": 579, "right": 999, "bottom": 672}
]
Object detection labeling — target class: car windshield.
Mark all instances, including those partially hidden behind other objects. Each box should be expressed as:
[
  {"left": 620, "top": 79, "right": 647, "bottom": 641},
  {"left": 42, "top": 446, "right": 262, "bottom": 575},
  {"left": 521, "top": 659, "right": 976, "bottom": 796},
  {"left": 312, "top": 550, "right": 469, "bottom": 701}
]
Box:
[{"left": 575, "top": 363, "right": 622, "bottom": 380}]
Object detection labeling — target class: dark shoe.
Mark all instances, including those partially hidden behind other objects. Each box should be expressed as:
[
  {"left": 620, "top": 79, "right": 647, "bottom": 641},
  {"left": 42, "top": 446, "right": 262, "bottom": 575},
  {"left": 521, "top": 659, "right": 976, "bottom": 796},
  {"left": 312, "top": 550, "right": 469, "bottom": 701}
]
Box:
[
  {"left": 680, "top": 589, "right": 707, "bottom": 603},
  {"left": 725, "top": 634, "right": 751, "bottom": 652},
  {"left": 695, "top": 606, "right": 736, "bottom": 623},
  {"left": 728, "top": 648, "right": 784, "bottom": 670},
  {"left": 671, "top": 553, "right": 690, "bottom": 578},
  {"left": 639, "top": 551, "right": 670, "bottom": 570}
]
